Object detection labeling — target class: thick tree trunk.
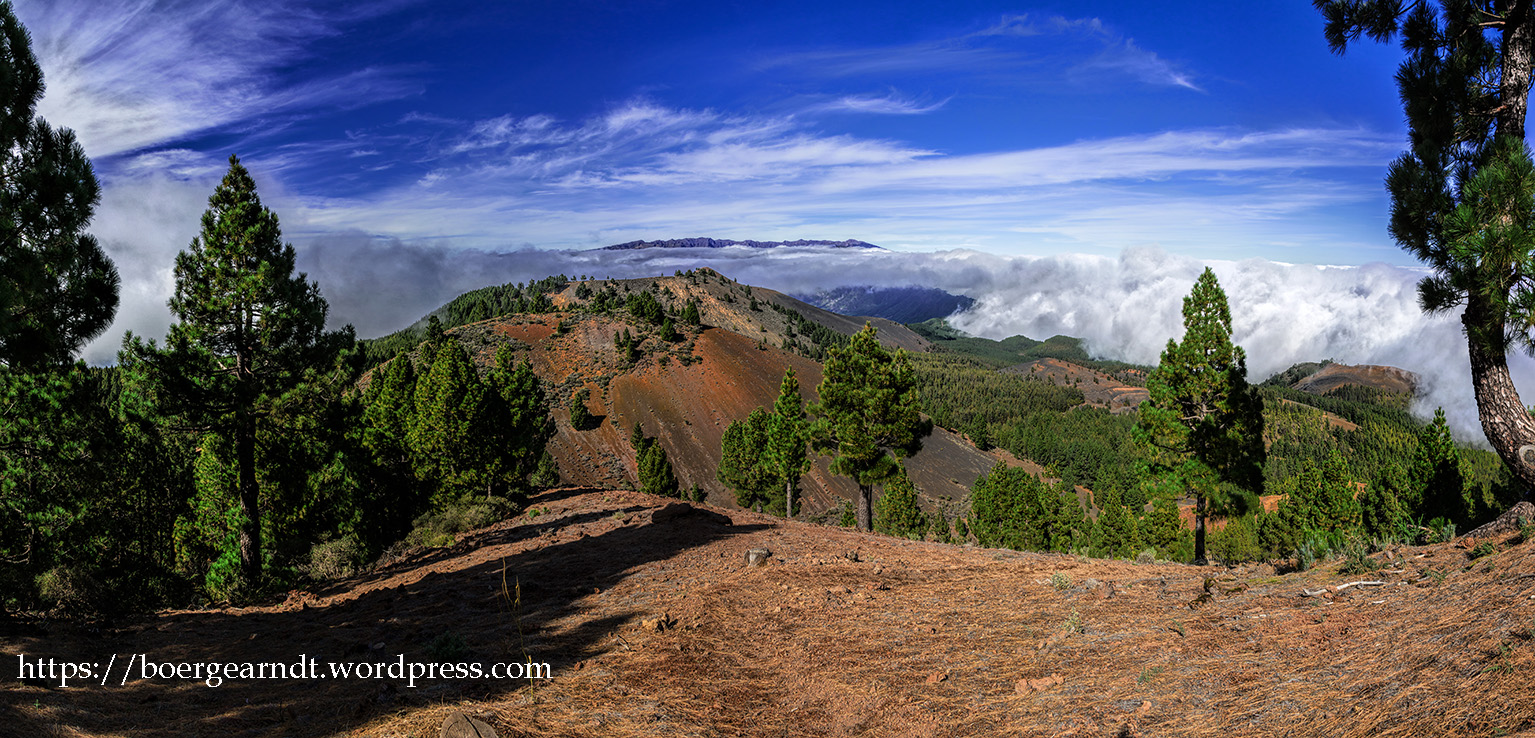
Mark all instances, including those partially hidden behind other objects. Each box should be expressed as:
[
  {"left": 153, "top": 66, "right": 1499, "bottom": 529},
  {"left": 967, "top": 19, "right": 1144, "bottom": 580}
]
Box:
[
  {"left": 856, "top": 484, "right": 872, "bottom": 531},
  {"left": 1193, "top": 493, "right": 1208, "bottom": 565},
  {"left": 235, "top": 415, "right": 262, "bottom": 588},
  {"left": 785, "top": 479, "right": 795, "bottom": 519},
  {"left": 1498, "top": 1, "right": 1534, "bottom": 138},
  {"left": 1465, "top": 298, "right": 1535, "bottom": 495},
  {"left": 1472, "top": 3, "right": 1535, "bottom": 499}
]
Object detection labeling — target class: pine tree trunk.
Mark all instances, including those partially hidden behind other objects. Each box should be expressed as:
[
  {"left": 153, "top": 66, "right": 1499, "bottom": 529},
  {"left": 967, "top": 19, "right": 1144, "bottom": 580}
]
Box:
[
  {"left": 856, "top": 484, "right": 872, "bottom": 531},
  {"left": 1498, "top": 1, "right": 1534, "bottom": 138},
  {"left": 1465, "top": 298, "right": 1535, "bottom": 495},
  {"left": 235, "top": 415, "right": 262, "bottom": 587},
  {"left": 1193, "top": 493, "right": 1207, "bottom": 565},
  {"left": 1473, "top": 3, "right": 1535, "bottom": 499},
  {"left": 785, "top": 478, "right": 794, "bottom": 519}
]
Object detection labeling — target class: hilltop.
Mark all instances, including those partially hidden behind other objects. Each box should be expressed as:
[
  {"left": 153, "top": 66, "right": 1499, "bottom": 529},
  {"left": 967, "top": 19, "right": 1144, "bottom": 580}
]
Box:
[
  {"left": 366, "top": 268, "right": 997, "bottom": 515},
  {"left": 1294, "top": 363, "right": 1419, "bottom": 397},
  {"left": 7, "top": 488, "right": 1531, "bottom": 737}
]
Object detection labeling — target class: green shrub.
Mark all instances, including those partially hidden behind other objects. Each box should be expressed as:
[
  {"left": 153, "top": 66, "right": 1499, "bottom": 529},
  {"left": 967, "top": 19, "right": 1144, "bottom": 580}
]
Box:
[
  {"left": 1469, "top": 541, "right": 1498, "bottom": 560},
  {"left": 407, "top": 496, "right": 518, "bottom": 549},
  {"left": 304, "top": 538, "right": 364, "bottom": 581},
  {"left": 425, "top": 631, "right": 469, "bottom": 661},
  {"left": 1207, "top": 515, "right": 1263, "bottom": 564},
  {"left": 35, "top": 566, "right": 104, "bottom": 616},
  {"left": 1339, "top": 536, "right": 1382, "bottom": 575}
]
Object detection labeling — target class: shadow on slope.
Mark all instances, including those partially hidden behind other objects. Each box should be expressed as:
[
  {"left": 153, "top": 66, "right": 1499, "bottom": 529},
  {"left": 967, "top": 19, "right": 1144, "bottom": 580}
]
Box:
[{"left": 0, "top": 492, "right": 763, "bottom": 738}]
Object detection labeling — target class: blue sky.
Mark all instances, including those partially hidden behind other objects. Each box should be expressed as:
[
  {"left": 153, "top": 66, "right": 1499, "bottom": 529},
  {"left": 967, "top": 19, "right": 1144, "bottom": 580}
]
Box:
[
  {"left": 30, "top": 0, "right": 1527, "bottom": 441},
  {"left": 20, "top": 0, "right": 1413, "bottom": 262}
]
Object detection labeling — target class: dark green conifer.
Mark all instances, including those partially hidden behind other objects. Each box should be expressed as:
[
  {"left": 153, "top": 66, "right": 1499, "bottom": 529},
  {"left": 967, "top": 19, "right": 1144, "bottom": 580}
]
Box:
[
  {"left": 1135, "top": 268, "right": 1264, "bottom": 563},
  {"left": 1411, "top": 407, "right": 1468, "bottom": 524},
  {"left": 718, "top": 408, "right": 776, "bottom": 510},
  {"left": 873, "top": 467, "right": 925, "bottom": 539},
  {"left": 766, "top": 368, "right": 810, "bottom": 517},
  {"left": 409, "top": 337, "right": 495, "bottom": 503},
  {"left": 639, "top": 441, "right": 679, "bottom": 498},
  {"left": 126, "top": 156, "right": 351, "bottom": 588},
  {"left": 812, "top": 324, "right": 928, "bottom": 531}
]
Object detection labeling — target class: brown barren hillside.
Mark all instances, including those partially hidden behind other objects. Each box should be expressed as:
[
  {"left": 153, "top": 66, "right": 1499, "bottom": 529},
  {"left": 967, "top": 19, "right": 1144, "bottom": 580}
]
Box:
[
  {"left": 6, "top": 489, "right": 1532, "bottom": 738},
  {"left": 1293, "top": 363, "right": 1418, "bottom": 396},
  {"left": 426, "top": 272, "right": 1000, "bottom": 516}
]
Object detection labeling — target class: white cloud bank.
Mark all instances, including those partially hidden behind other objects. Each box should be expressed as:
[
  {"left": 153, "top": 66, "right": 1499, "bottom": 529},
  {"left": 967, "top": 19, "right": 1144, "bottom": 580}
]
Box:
[{"left": 75, "top": 240, "right": 1503, "bottom": 445}]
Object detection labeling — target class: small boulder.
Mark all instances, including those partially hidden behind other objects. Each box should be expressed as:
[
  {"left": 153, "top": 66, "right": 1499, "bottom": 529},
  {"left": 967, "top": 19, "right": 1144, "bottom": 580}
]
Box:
[
  {"left": 441, "top": 711, "right": 497, "bottom": 738},
  {"left": 745, "top": 548, "right": 772, "bottom": 566}
]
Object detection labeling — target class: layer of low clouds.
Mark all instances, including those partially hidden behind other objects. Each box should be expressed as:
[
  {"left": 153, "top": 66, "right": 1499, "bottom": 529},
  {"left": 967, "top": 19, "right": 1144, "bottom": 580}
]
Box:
[{"left": 83, "top": 239, "right": 1504, "bottom": 445}]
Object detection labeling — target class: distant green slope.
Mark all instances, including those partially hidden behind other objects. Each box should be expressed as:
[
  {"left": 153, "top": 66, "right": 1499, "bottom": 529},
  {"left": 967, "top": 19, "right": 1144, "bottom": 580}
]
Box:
[{"left": 907, "top": 318, "right": 1149, "bottom": 375}]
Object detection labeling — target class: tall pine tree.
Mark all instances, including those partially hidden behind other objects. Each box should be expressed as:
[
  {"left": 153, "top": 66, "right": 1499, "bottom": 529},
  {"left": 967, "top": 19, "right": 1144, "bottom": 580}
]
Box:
[
  {"left": 410, "top": 337, "right": 496, "bottom": 503},
  {"left": 766, "top": 368, "right": 810, "bottom": 517},
  {"left": 489, "top": 344, "right": 554, "bottom": 497},
  {"left": 1319, "top": 1, "right": 1535, "bottom": 495},
  {"left": 1135, "top": 268, "right": 1264, "bottom": 563},
  {"left": 126, "top": 156, "right": 351, "bottom": 589},
  {"left": 813, "top": 324, "right": 928, "bottom": 532}
]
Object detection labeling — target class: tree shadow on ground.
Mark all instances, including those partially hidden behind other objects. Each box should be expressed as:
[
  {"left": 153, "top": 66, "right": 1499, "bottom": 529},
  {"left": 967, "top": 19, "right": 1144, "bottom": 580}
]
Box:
[{"left": 0, "top": 492, "right": 763, "bottom": 738}]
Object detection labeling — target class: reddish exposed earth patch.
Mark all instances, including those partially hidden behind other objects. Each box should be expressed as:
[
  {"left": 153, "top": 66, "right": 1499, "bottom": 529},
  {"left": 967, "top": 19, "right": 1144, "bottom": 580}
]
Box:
[{"left": 1294, "top": 363, "right": 1418, "bottom": 397}]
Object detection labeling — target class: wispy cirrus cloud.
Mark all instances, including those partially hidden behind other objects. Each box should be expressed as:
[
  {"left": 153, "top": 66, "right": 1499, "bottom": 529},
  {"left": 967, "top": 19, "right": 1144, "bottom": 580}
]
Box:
[
  {"left": 809, "top": 91, "right": 950, "bottom": 115},
  {"left": 263, "top": 99, "right": 1395, "bottom": 261},
  {"left": 765, "top": 12, "right": 1201, "bottom": 92},
  {"left": 14, "top": 0, "right": 421, "bottom": 159}
]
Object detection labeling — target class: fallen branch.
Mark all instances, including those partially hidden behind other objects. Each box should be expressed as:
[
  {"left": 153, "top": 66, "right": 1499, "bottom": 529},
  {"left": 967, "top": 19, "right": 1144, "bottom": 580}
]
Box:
[{"left": 1334, "top": 581, "right": 1385, "bottom": 591}]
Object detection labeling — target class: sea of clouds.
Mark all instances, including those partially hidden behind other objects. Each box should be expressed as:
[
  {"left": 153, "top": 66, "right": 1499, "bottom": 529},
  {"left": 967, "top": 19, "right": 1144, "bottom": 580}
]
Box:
[{"left": 79, "top": 232, "right": 1534, "bottom": 446}]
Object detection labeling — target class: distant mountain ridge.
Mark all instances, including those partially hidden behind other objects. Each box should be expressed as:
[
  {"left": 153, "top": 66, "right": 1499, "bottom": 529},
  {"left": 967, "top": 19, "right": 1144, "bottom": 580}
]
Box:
[
  {"left": 795, "top": 285, "right": 975, "bottom": 325},
  {"left": 596, "top": 237, "right": 881, "bottom": 251}
]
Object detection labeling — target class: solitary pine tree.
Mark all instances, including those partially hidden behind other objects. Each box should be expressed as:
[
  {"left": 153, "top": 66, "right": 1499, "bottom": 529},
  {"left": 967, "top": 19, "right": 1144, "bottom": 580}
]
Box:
[
  {"left": 813, "top": 324, "right": 928, "bottom": 532},
  {"left": 1136, "top": 268, "right": 1264, "bottom": 563},
  {"left": 1319, "top": 1, "right": 1535, "bottom": 494},
  {"left": 568, "top": 388, "right": 593, "bottom": 430},
  {"left": 639, "top": 442, "right": 679, "bottom": 498},
  {"left": 127, "top": 156, "right": 351, "bottom": 588},
  {"left": 766, "top": 368, "right": 810, "bottom": 517}
]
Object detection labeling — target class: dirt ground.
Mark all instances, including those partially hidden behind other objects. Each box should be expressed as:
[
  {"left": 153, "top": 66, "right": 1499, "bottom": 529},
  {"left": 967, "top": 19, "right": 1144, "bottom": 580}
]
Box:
[{"left": 3, "top": 487, "right": 1535, "bottom": 738}]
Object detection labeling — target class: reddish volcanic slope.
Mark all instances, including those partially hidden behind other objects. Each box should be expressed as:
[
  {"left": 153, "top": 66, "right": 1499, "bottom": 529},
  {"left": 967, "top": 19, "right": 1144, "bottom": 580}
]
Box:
[{"left": 1294, "top": 363, "right": 1418, "bottom": 396}]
